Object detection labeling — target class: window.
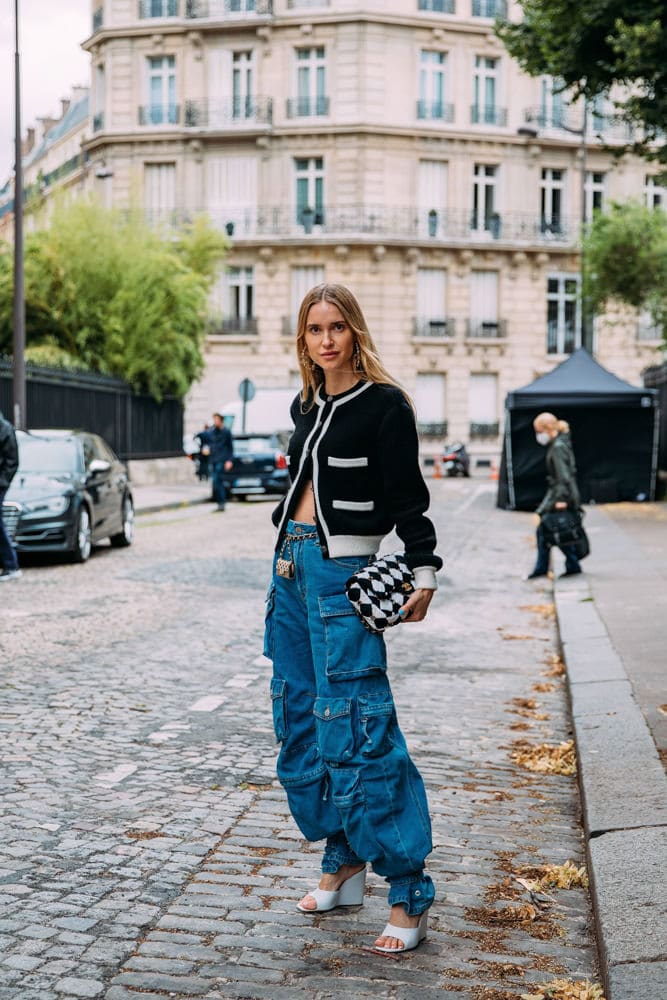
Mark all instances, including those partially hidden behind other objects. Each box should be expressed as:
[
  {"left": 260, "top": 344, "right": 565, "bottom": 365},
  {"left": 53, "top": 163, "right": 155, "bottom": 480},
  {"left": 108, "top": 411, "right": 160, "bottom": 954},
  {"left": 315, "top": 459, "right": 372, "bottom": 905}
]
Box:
[
  {"left": 144, "top": 55, "right": 177, "bottom": 125},
  {"left": 207, "top": 155, "right": 258, "bottom": 235},
  {"left": 418, "top": 0, "right": 455, "bottom": 12},
  {"left": 294, "top": 157, "right": 324, "bottom": 227},
  {"left": 472, "top": 56, "right": 504, "bottom": 125},
  {"left": 289, "top": 47, "right": 327, "bottom": 117},
  {"left": 539, "top": 76, "right": 564, "bottom": 128},
  {"left": 232, "top": 51, "right": 254, "bottom": 119},
  {"left": 144, "top": 163, "right": 176, "bottom": 224},
  {"left": 415, "top": 374, "right": 447, "bottom": 436},
  {"left": 139, "top": 0, "right": 178, "bottom": 17},
  {"left": 418, "top": 51, "right": 450, "bottom": 121},
  {"left": 472, "top": 0, "right": 507, "bottom": 16},
  {"left": 289, "top": 266, "right": 325, "bottom": 329},
  {"left": 469, "top": 373, "right": 498, "bottom": 437},
  {"left": 469, "top": 270, "right": 500, "bottom": 337},
  {"left": 637, "top": 310, "right": 662, "bottom": 342},
  {"left": 584, "top": 171, "right": 605, "bottom": 222},
  {"left": 417, "top": 160, "right": 447, "bottom": 237},
  {"left": 212, "top": 267, "right": 255, "bottom": 333},
  {"left": 472, "top": 164, "right": 499, "bottom": 235},
  {"left": 541, "top": 168, "right": 564, "bottom": 234},
  {"left": 645, "top": 175, "right": 665, "bottom": 209},
  {"left": 415, "top": 268, "right": 449, "bottom": 337},
  {"left": 547, "top": 275, "right": 580, "bottom": 354},
  {"left": 93, "top": 64, "right": 105, "bottom": 131},
  {"left": 591, "top": 94, "right": 606, "bottom": 133}
]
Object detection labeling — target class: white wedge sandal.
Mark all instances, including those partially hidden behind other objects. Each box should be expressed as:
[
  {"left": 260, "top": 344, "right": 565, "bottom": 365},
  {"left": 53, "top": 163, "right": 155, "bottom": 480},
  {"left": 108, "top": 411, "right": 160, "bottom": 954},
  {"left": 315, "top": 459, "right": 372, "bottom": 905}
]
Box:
[
  {"left": 296, "top": 866, "right": 366, "bottom": 913},
  {"left": 372, "top": 911, "right": 428, "bottom": 953}
]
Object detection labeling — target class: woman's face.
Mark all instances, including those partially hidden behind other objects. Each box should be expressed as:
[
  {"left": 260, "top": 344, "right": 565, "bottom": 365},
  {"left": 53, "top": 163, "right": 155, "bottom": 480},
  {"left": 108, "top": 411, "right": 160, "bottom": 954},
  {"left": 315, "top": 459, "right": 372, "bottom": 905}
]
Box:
[{"left": 303, "top": 300, "right": 355, "bottom": 375}]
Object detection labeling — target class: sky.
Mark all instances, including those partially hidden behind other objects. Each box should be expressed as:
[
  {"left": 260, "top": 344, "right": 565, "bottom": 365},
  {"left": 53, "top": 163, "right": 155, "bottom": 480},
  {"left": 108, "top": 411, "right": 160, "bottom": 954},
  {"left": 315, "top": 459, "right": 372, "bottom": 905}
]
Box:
[{"left": 0, "top": 0, "right": 91, "bottom": 184}]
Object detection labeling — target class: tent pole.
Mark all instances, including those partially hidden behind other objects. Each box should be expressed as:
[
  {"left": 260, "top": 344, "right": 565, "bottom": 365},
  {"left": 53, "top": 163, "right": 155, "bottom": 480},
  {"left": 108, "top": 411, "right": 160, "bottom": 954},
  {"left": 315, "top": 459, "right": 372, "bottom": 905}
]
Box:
[
  {"left": 649, "top": 402, "right": 659, "bottom": 502},
  {"left": 505, "top": 408, "right": 516, "bottom": 509}
]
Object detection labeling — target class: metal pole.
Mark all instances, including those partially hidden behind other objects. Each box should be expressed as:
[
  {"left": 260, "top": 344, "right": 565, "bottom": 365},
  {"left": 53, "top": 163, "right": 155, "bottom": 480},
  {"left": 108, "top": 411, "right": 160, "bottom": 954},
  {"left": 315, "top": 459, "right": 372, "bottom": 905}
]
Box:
[
  {"left": 13, "top": 0, "right": 26, "bottom": 429},
  {"left": 580, "top": 101, "right": 591, "bottom": 353}
]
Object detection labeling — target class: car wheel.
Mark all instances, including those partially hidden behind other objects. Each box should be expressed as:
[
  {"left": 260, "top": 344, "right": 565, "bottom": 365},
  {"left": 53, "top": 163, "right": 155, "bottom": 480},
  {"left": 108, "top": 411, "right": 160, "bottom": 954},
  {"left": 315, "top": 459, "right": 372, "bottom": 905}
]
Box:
[
  {"left": 110, "top": 494, "right": 135, "bottom": 548},
  {"left": 71, "top": 506, "right": 92, "bottom": 563}
]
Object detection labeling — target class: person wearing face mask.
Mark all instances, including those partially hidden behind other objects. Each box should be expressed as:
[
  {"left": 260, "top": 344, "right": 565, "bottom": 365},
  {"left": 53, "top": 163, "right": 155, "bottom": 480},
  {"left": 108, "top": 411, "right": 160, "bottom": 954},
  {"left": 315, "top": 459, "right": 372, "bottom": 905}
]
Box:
[{"left": 525, "top": 412, "right": 582, "bottom": 580}]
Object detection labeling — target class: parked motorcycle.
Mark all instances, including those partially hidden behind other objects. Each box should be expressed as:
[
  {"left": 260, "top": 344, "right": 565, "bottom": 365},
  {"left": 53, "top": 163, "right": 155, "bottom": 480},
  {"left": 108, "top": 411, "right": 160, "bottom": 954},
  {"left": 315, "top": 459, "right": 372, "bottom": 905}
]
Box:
[{"left": 442, "top": 442, "right": 471, "bottom": 477}]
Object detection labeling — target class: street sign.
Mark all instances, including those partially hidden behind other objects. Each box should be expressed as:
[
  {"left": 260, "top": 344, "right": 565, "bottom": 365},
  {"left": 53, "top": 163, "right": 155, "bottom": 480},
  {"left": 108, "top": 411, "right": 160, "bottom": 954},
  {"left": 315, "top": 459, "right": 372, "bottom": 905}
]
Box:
[{"left": 239, "top": 378, "right": 256, "bottom": 403}]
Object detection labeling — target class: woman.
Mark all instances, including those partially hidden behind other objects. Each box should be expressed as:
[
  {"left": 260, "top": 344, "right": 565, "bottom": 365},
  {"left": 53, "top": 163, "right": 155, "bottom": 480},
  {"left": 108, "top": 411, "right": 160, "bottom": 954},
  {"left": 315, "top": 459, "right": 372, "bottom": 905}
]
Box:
[
  {"left": 264, "top": 283, "right": 442, "bottom": 953},
  {"left": 526, "top": 412, "right": 582, "bottom": 579}
]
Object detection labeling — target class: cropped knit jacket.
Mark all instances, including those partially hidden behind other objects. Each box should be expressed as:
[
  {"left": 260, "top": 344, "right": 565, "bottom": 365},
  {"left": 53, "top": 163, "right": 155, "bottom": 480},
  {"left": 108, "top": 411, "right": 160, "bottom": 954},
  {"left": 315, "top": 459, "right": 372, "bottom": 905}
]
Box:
[{"left": 272, "top": 380, "right": 443, "bottom": 590}]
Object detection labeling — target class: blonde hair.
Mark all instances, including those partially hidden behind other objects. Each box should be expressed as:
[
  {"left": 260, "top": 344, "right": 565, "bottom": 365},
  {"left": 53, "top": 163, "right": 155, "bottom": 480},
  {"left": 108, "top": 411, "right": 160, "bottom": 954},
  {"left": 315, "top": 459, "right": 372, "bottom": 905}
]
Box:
[
  {"left": 556, "top": 419, "right": 570, "bottom": 434},
  {"left": 296, "top": 283, "right": 411, "bottom": 408},
  {"left": 534, "top": 412, "right": 570, "bottom": 435}
]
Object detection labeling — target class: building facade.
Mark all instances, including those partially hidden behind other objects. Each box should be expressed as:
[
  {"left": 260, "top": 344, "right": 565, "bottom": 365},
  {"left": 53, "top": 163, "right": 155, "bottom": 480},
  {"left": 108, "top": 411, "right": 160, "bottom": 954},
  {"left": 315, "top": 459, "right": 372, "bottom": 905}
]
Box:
[{"left": 10, "top": 0, "right": 667, "bottom": 455}]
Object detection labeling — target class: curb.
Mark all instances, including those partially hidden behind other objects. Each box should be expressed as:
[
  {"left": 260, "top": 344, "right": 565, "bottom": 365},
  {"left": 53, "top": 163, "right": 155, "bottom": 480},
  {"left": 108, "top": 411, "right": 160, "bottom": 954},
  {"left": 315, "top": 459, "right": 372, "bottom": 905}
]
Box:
[
  {"left": 554, "top": 577, "right": 667, "bottom": 999},
  {"left": 135, "top": 496, "right": 211, "bottom": 516}
]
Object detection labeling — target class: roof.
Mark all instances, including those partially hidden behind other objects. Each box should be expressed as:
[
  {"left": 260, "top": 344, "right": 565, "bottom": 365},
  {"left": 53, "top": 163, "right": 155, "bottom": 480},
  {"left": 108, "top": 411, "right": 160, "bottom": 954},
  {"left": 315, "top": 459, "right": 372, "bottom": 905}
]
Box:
[
  {"left": 507, "top": 348, "right": 658, "bottom": 409},
  {"left": 23, "top": 92, "right": 89, "bottom": 170}
]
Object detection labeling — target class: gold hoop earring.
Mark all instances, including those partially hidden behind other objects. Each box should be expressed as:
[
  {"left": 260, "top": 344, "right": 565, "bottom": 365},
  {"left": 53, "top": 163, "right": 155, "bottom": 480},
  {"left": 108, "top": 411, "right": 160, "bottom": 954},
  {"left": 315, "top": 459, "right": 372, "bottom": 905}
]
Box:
[
  {"left": 300, "top": 349, "right": 312, "bottom": 370},
  {"left": 353, "top": 342, "right": 362, "bottom": 372}
]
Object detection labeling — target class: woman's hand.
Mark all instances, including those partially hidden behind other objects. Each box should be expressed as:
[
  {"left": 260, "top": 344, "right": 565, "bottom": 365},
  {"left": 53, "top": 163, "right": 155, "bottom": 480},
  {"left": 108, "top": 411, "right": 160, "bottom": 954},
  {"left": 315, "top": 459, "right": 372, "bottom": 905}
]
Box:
[{"left": 398, "top": 588, "right": 434, "bottom": 623}]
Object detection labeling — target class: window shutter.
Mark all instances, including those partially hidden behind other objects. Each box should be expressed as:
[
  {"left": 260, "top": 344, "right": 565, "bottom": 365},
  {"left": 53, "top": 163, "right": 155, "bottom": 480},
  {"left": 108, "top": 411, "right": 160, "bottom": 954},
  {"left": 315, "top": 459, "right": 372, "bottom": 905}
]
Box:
[{"left": 291, "top": 266, "right": 325, "bottom": 324}]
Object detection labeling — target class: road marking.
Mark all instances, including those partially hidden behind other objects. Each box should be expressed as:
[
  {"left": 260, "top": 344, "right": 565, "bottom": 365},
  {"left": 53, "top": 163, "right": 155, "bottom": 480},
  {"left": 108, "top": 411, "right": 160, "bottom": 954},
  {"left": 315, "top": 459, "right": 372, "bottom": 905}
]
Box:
[
  {"left": 225, "top": 673, "right": 259, "bottom": 688},
  {"left": 188, "top": 695, "right": 226, "bottom": 712},
  {"left": 95, "top": 763, "right": 138, "bottom": 785},
  {"left": 452, "top": 483, "right": 495, "bottom": 517}
]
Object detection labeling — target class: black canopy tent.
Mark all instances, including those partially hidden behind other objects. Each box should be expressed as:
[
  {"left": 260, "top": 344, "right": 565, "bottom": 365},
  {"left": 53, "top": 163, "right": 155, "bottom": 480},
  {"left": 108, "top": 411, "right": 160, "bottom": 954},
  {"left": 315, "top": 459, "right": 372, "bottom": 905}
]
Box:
[{"left": 497, "top": 349, "right": 659, "bottom": 510}]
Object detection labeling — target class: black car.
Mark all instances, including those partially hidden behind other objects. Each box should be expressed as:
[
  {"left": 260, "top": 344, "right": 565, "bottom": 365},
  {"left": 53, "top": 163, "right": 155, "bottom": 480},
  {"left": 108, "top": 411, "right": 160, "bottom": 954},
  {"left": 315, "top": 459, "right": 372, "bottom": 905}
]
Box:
[
  {"left": 3, "top": 430, "right": 134, "bottom": 563},
  {"left": 223, "top": 434, "right": 290, "bottom": 500}
]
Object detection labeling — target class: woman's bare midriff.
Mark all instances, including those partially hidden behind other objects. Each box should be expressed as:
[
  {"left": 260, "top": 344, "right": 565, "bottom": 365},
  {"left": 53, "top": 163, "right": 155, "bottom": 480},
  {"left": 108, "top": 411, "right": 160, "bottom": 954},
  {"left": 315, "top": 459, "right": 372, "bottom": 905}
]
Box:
[{"left": 292, "top": 479, "right": 316, "bottom": 524}]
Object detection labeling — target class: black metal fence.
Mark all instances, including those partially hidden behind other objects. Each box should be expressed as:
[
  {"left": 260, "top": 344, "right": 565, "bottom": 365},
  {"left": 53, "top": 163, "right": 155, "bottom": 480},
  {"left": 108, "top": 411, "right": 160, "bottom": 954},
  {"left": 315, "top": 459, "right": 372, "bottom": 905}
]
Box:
[
  {"left": 644, "top": 362, "right": 667, "bottom": 473},
  {"left": 0, "top": 361, "right": 183, "bottom": 461}
]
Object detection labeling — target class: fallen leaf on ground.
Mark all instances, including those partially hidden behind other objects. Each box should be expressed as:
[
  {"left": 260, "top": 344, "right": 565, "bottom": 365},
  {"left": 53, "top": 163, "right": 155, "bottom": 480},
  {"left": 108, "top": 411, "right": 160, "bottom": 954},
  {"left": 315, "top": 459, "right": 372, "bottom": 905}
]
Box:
[
  {"left": 501, "top": 633, "right": 536, "bottom": 641},
  {"left": 543, "top": 655, "right": 566, "bottom": 677},
  {"left": 532, "top": 682, "right": 556, "bottom": 693},
  {"left": 510, "top": 740, "right": 577, "bottom": 776},
  {"left": 521, "top": 979, "right": 606, "bottom": 1000},
  {"left": 517, "top": 860, "right": 589, "bottom": 891},
  {"left": 520, "top": 603, "right": 555, "bottom": 618}
]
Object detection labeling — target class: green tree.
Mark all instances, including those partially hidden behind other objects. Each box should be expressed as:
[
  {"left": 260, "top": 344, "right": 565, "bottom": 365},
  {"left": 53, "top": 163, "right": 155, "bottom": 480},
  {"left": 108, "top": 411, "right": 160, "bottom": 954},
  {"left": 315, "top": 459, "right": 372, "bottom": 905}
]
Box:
[
  {"left": 583, "top": 200, "right": 667, "bottom": 337},
  {"left": 498, "top": 1, "right": 667, "bottom": 162},
  {"left": 0, "top": 199, "right": 228, "bottom": 399}
]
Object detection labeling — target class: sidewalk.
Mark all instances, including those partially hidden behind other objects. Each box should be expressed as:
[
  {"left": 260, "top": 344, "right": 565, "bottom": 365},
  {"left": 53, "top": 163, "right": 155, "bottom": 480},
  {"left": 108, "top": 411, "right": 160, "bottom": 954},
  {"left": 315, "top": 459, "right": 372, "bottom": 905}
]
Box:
[
  {"left": 553, "top": 503, "right": 667, "bottom": 999},
  {"left": 132, "top": 479, "right": 212, "bottom": 514}
]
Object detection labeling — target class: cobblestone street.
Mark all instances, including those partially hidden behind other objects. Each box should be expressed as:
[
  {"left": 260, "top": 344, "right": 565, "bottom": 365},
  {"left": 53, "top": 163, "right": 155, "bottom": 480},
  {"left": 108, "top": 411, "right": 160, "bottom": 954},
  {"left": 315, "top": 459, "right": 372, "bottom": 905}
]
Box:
[{"left": 0, "top": 480, "right": 600, "bottom": 999}]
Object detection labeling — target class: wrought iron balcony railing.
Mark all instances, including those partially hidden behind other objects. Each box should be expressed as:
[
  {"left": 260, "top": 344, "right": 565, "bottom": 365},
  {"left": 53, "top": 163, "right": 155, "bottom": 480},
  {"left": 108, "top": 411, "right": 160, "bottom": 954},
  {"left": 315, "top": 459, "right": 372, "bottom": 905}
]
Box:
[
  {"left": 287, "top": 0, "right": 330, "bottom": 8},
  {"left": 185, "top": 0, "right": 273, "bottom": 18},
  {"left": 93, "top": 112, "right": 105, "bottom": 132},
  {"left": 523, "top": 106, "right": 636, "bottom": 143},
  {"left": 286, "top": 96, "right": 330, "bottom": 118},
  {"left": 139, "top": 0, "right": 178, "bottom": 17},
  {"left": 139, "top": 104, "right": 180, "bottom": 126},
  {"left": 184, "top": 97, "right": 272, "bottom": 127},
  {"left": 472, "top": 0, "right": 507, "bottom": 18},
  {"left": 145, "top": 206, "right": 579, "bottom": 247},
  {"left": 418, "top": 0, "right": 455, "bottom": 12},
  {"left": 417, "top": 100, "right": 455, "bottom": 122},
  {"left": 209, "top": 317, "right": 258, "bottom": 336},
  {"left": 413, "top": 318, "right": 456, "bottom": 338},
  {"left": 470, "top": 422, "right": 500, "bottom": 438},
  {"left": 92, "top": 7, "right": 104, "bottom": 31},
  {"left": 40, "top": 152, "right": 88, "bottom": 189},
  {"left": 471, "top": 104, "right": 507, "bottom": 127},
  {"left": 418, "top": 422, "right": 448, "bottom": 437},
  {"left": 466, "top": 319, "right": 507, "bottom": 339}
]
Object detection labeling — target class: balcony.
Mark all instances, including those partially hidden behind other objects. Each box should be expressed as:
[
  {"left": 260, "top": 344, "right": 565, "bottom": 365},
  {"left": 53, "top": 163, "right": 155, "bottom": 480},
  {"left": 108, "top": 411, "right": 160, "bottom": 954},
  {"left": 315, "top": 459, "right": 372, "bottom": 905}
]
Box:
[
  {"left": 185, "top": 0, "right": 273, "bottom": 18},
  {"left": 417, "top": 100, "right": 455, "bottom": 123},
  {"left": 466, "top": 319, "right": 507, "bottom": 339},
  {"left": 286, "top": 96, "right": 330, "bottom": 118},
  {"left": 139, "top": 0, "right": 178, "bottom": 17},
  {"left": 287, "top": 0, "right": 330, "bottom": 7},
  {"left": 470, "top": 422, "right": 500, "bottom": 438},
  {"left": 471, "top": 104, "right": 507, "bottom": 127},
  {"left": 40, "top": 153, "right": 88, "bottom": 189},
  {"left": 471, "top": 0, "right": 507, "bottom": 16},
  {"left": 139, "top": 104, "right": 180, "bottom": 126},
  {"left": 418, "top": 0, "right": 456, "bottom": 12},
  {"left": 637, "top": 320, "right": 662, "bottom": 342},
  {"left": 209, "top": 317, "right": 258, "bottom": 336},
  {"left": 93, "top": 111, "right": 105, "bottom": 132},
  {"left": 184, "top": 97, "right": 272, "bottom": 128},
  {"left": 418, "top": 421, "right": 448, "bottom": 437},
  {"left": 92, "top": 7, "right": 104, "bottom": 31},
  {"left": 413, "top": 318, "right": 456, "bottom": 338},
  {"left": 523, "top": 106, "right": 636, "bottom": 144}
]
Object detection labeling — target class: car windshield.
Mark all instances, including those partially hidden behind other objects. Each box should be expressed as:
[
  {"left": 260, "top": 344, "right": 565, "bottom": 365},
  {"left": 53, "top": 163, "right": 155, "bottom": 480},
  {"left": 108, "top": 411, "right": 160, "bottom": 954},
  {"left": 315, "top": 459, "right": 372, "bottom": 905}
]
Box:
[
  {"left": 235, "top": 437, "right": 275, "bottom": 454},
  {"left": 18, "top": 437, "right": 81, "bottom": 475}
]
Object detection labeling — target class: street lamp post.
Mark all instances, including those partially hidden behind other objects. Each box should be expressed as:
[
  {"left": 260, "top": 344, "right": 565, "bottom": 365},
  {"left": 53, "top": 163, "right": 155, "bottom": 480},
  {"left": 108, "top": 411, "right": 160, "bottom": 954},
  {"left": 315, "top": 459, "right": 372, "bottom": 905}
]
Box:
[{"left": 13, "top": 0, "right": 26, "bottom": 430}]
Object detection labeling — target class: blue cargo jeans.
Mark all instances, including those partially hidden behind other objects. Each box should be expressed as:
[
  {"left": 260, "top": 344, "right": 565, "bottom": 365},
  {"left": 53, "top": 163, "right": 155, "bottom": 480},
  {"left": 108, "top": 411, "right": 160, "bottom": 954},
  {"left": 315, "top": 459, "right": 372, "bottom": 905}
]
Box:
[{"left": 264, "top": 521, "right": 435, "bottom": 916}]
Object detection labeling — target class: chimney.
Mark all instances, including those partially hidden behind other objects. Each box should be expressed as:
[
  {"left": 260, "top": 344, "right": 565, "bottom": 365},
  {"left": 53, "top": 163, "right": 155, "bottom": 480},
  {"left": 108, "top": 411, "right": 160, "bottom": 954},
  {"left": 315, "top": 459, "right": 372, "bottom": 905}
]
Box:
[
  {"left": 60, "top": 98, "right": 71, "bottom": 118},
  {"left": 37, "top": 116, "right": 58, "bottom": 140},
  {"left": 21, "top": 127, "right": 36, "bottom": 156},
  {"left": 70, "top": 86, "right": 90, "bottom": 103}
]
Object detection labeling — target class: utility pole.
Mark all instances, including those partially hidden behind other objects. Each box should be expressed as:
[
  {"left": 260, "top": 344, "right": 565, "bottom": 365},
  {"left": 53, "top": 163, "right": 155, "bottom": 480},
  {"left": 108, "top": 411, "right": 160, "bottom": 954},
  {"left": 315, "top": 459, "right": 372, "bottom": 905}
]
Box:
[{"left": 13, "top": 0, "right": 26, "bottom": 430}]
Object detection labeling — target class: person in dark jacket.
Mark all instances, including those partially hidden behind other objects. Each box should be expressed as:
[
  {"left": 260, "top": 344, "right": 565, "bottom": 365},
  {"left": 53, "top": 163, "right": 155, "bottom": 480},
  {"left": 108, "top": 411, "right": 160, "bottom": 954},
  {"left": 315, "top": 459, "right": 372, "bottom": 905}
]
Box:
[
  {"left": 264, "top": 283, "right": 442, "bottom": 954},
  {"left": 0, "top": 410, "right": 21, "bottom": 582},
  {"left": 202, "top": 413, "right": 234, "bottom": 511},
  {"left": 526, "top": 412, "right": 582, "bottom": 579}
]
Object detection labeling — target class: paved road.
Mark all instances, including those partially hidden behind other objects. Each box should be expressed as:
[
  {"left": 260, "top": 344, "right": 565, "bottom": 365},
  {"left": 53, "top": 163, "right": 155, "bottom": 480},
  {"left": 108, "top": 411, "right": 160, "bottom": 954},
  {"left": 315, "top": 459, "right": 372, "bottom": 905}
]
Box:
[{"left": 0, "top": 481, "right": 600, "bottom": 999}]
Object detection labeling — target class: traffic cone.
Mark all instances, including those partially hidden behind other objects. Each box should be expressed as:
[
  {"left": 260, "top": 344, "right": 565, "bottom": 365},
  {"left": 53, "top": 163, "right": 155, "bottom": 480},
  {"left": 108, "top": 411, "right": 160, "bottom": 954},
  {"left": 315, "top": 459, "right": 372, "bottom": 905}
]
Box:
[
  {"left": 433, "top": 458, "right": 442, "bottom": 479},
  {"left": 490, "top": 460, "right": 499, "bottom": 481}
]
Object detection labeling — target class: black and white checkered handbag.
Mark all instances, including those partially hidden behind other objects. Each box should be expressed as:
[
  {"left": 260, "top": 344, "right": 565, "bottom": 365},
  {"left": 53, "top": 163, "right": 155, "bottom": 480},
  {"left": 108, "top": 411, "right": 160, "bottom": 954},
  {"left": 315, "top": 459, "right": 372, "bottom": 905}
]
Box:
[{"left": 345, "top": 553, "right": 415, "bottom": 634}]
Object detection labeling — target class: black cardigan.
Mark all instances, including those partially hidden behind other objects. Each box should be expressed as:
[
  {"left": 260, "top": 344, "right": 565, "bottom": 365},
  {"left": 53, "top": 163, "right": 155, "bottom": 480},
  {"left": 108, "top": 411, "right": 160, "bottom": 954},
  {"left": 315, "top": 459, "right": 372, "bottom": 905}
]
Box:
[{"left": 272, "top": 381, "right": 443, "bottom": 587}]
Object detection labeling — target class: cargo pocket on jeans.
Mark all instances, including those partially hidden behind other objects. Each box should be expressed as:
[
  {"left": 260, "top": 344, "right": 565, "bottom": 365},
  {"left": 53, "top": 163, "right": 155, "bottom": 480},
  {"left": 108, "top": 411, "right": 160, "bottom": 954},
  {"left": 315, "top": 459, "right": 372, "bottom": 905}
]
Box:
[
  {"left": 313, "top": 697, "right": 355, "bottom": 764},
  {"left": 358, "top": 696, "right": 394, "bottom": 757},
  {"left": 318, "top": 593, "right": 387, "bottom": 681},
  {"left": 263, "top": 583, "right": 276, "bottom": 661},
  {"left": 270, "top": 677, "right": 287, "bottom": 743}
]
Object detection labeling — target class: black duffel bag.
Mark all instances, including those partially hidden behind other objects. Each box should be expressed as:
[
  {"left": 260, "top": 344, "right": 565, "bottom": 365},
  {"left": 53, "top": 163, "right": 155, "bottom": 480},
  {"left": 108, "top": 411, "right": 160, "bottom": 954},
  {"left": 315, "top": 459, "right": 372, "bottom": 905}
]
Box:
[{"left": 541, "top": 508, "right": 590, "bottom": 560}]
